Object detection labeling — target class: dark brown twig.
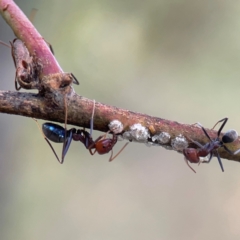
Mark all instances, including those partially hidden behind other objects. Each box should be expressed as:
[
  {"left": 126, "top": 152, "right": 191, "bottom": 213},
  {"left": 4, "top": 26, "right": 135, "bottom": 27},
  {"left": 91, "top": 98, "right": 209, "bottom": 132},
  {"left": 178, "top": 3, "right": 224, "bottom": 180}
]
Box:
[{"left": 0, "top": 0, "right": 240, "bottom": 164}]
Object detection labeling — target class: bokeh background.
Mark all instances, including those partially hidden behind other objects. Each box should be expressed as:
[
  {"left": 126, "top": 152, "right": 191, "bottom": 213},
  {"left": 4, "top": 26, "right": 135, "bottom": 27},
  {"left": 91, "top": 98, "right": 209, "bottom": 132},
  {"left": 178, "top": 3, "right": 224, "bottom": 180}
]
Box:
[{"left": 1, "top": 0, "right": 240, "bottom": 239}]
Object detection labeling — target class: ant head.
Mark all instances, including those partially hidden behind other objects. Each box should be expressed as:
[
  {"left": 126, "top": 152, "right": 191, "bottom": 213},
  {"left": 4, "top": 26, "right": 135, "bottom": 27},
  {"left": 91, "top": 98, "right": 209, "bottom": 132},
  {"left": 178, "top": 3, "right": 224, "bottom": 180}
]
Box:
[
  {"left": 222, "top": 129, "right": 238, "bottom": 144},
  {"left": 183, "top": 148, "right": 199, "bottom": 163}
]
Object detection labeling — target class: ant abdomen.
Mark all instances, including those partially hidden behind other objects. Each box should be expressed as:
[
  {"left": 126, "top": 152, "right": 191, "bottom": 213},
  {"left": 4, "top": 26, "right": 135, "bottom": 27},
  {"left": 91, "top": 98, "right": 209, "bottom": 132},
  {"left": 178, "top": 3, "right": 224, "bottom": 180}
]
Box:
[
  {"left": 222, "top": 129, "right": 238, "bottom": 144},
  {"left": 42, "top": 123, "right": 65, "bottom": 143}
]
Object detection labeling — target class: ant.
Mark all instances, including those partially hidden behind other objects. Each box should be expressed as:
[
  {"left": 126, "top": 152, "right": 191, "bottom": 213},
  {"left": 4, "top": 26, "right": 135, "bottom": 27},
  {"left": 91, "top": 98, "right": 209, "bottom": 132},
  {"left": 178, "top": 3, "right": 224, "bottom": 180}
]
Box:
[
  {"left": 183, "top": 117, "right": 239, "bottom": 173},
  {"left": 35, "top": 99, "right": 129, "bottom": 164}
]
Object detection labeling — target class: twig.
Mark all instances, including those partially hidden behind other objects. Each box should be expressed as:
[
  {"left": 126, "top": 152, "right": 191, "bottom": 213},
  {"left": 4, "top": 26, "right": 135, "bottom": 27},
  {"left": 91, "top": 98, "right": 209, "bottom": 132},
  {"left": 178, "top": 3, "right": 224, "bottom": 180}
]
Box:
[
  {"left": 0, "top": 0, "right": 240, "bottom": 164},
  {"left": 0, "top": 90, "right": 240, "bottom": 162}
]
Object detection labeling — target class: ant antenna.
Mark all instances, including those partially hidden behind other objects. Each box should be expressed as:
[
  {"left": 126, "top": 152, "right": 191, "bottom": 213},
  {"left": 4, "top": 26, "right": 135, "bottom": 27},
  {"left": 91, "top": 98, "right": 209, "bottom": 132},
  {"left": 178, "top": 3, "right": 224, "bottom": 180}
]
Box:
[
  {"left": 211, "top": 118, "right": 228, "bottom": 136},
  {"left": 85, "top": 99, "right": 95, "bottom": 148},
  {"left": 109, "top": 141, "right": 129, "bottom": 162},
  {"left": 61, "top": 95, "right": 73, "bottom": 163},
  {"left": 0, "top": 40, "right": 10, "bottom": 48},
  {"left": 184, "top": 157, "right": 196, "bottom": 173}
]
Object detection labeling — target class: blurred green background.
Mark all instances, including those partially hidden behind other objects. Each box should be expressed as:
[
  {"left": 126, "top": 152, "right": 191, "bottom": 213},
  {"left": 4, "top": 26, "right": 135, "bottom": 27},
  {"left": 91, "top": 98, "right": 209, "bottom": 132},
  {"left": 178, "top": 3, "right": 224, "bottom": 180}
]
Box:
[{"left": 1, "top": 0, "right": 240, "bottom": 239}]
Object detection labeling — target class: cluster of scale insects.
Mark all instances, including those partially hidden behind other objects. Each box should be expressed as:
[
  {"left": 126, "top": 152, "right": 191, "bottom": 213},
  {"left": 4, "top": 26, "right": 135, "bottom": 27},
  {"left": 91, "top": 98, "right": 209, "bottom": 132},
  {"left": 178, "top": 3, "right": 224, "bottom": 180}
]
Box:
[{"left": 1, "top": 36, "right": 240, "bottom": 173}]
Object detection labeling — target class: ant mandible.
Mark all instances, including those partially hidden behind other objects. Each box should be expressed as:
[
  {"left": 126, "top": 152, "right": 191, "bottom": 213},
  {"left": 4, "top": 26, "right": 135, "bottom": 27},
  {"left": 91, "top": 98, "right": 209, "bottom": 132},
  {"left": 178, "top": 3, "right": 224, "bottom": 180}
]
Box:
[
  {"left": 183, "top": 117, "right": 239, "bottom": 173},
  {"left": 35, "top": 99, "right": 128, "bottom": 164}
]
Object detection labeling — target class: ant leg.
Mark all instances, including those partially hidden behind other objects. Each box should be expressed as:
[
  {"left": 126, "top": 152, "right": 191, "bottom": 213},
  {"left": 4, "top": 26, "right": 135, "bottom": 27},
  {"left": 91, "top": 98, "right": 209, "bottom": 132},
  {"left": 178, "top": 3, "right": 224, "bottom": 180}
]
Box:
[
  {"left": 89, "top": 148, "right": 97, "bottom": 156},
  {"left": 215, "top": 118, "right": 228, "bottom": 137},
  {"left": 33, "top": 118, "right": 61, "bottom": 163},
  {"left": 109, "top": 142, "right": 129, "bottom": 162},
  {"left": 87, "top": 131, "right": 110, "bottom": 156},
  {"left": 87, "top": 134, "right": 107, "bottom": 153},
  {"left": 186, "top": 136, "right": 204, "bottom": 148},
  {"left": 60, "top": 95, "right": 74, "bottom": 163},
  {"left": 62, "top": 95, "right": 68, "bottom": 163},
  {"left": 215, "top": 150, "right": 224, "bottom": 172},
  {"left": 82, "top": 99, "right": 96, "bottom": 151},
  {"left": 184, "top": 158, "right": 196, "bottom": 173},
  {"left": 89, "top": 131, "right": 110, "bottom": 148},
  {"left": 190, "top": 139, "right": 204, "bottom": 148},
  {"left": 90, "top": 100, "right": 95, "bottom": 137},
  {"left": 97, "top": 132, "right": 109, "bottom": 141},
  {"left": 200, "top": 127, "right": 212, "bottom": 141},
  {"left": 202, "top": 152, "right": 213, "bottom": 164},
  {"left": 80, "top": 99, "right": 98, "bottom": 154},
  {"left": 211, "top": 118, "right": 228, "bottom": 132},
  {"left": 191, "top": 123, "right": 212, "bottom": 141},
  {"left": 201, "top": 151, "right": 224, "bottom": 172},
  {"left": 61, "top": 130, "right": 73, "bottom": 164}
]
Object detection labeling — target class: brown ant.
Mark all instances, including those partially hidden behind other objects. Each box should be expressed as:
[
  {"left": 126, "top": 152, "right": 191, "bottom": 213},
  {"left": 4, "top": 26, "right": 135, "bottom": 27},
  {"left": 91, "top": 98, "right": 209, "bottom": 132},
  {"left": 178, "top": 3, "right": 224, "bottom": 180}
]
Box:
[
  {"left": 183, "top": 118, "right": 239, "bottom": 173},
  {"left": 35, "top": 100, "right": 129, "bottom": 163}
]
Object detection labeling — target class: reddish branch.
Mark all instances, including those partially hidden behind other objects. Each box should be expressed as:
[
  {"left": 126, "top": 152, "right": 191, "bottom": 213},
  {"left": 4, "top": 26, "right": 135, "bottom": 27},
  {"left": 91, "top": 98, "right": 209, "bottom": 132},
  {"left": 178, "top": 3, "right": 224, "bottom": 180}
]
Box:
[
  {"left": 0, "top": 0, "right": 61, "bottom": 75},
  {"left": 0, "top": 0, "right": 240, "bottom": 164}
]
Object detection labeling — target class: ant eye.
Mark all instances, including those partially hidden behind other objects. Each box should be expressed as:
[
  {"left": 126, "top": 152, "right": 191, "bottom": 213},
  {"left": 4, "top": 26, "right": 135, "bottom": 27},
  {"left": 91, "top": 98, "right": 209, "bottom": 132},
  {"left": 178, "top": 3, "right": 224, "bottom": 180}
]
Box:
[{"left": 222, "top": 129, "right": 238, "bottom": 143}]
